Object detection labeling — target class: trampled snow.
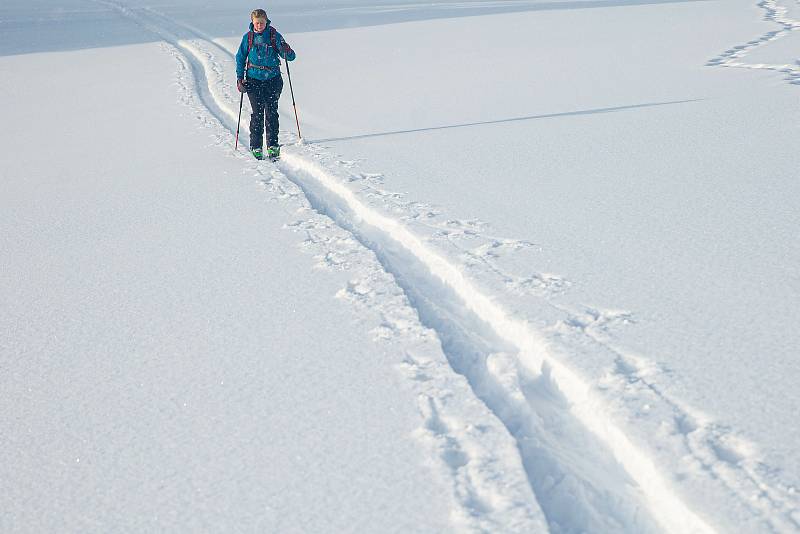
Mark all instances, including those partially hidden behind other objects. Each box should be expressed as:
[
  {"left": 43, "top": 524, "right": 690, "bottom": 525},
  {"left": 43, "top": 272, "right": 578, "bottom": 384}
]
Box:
[{"left": 1, "top": 0, "right": 798, "bottom": 532}]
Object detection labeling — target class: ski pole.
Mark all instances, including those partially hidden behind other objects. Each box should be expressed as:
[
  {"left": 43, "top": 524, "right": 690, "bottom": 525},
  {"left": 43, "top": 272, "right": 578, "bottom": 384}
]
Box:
[
  {"left": 235, "top": 32, "right": 255, "bottom": 151},
  {"left": 284, "top": 60, "right": 302, "bottom": 141},
  {"left": 235, "top": 91, "right": 244, "bottom": 150}
]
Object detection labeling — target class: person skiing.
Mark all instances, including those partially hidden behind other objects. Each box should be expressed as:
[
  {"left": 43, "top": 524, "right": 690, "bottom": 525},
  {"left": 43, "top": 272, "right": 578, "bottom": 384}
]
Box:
[{"left": 235, "top": 9, "right": 296, "bottom": 160}]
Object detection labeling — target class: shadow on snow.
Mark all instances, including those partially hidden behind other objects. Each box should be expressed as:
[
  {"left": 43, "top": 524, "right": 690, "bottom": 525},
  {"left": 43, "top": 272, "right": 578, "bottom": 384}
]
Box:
[
  {"left": 309, "top": 100, "right": 702, "bottom": 144},
  {"left": 1, "top": 0, "right": 709, "bottom": 57}
]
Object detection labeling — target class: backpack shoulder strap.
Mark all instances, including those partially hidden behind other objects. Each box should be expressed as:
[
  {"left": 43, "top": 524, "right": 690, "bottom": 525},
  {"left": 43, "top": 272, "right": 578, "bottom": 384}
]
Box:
[
  {"left": 244, "top": 30, "right": 254, "bottom": 72},
  {"left": 269, "top": 27, "right": 278, "bottom": 53}
]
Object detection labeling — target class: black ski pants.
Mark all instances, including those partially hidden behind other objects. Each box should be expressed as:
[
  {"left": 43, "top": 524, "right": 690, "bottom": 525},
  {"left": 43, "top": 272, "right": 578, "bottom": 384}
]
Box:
[{"left": 246, "top": 75, "right": 283, "bottom": 149}]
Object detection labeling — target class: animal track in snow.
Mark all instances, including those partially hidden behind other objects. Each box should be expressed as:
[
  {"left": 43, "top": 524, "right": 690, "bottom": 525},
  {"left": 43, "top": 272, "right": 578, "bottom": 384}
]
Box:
[{"left": 707, "top": 0, "right": 800, "bottom": 86}]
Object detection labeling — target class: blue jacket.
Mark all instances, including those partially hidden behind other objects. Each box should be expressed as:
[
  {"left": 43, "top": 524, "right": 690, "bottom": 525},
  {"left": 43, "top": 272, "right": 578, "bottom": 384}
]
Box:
[{"left": 236, "top": 22, "right": 296, "bottom": 81}]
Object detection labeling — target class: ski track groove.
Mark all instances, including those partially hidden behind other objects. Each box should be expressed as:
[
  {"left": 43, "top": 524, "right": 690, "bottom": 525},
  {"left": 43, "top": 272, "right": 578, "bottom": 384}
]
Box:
[
  {"left": 103, "top": 1, "right": 800, "bottom": 532},
  {"left": 434, "top": 235, "right": 800, "bottom": 532}
]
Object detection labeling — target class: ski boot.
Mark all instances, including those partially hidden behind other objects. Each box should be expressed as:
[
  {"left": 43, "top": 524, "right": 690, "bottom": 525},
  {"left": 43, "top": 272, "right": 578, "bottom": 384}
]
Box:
[
  {"left": 267, "top": 146, "right": 281, "bottom": 161},
  {"left": 251, "top": 147, "right": 264, "bottom": 160}
]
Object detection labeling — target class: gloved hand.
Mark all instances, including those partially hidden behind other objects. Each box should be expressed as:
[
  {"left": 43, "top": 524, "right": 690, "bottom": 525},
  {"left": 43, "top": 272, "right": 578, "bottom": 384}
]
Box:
[{"left": 237, "top": 79, "right": 247, "bottom": 93}]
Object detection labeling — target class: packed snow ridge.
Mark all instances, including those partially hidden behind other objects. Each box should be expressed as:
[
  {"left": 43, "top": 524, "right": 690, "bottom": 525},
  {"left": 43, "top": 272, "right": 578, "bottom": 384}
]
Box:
[{"left": 99, "top": 0, "right": 800, "bottom": 531}]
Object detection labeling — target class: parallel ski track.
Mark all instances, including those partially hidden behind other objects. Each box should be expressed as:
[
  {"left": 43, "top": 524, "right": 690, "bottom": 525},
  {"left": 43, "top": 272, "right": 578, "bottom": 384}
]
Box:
[{"left": 100, "top": 1, "right": 800, "bottom": 532}]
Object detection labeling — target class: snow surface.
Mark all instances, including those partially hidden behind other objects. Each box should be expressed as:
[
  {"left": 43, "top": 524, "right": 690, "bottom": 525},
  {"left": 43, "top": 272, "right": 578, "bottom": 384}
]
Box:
[{"left": 2, "top": 0, "right": 799, "bottom": 532}]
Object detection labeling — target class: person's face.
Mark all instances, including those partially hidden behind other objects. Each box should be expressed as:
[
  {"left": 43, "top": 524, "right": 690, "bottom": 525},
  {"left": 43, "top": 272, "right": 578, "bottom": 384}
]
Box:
[{"left": 253, "top": 17, "right": 267, "bottom": 33}]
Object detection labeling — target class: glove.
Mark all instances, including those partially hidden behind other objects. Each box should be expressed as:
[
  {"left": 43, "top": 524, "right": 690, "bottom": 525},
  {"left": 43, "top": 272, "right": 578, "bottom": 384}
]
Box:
[{"left": 237, "top": 79, "right": 247, "bottom": 93}]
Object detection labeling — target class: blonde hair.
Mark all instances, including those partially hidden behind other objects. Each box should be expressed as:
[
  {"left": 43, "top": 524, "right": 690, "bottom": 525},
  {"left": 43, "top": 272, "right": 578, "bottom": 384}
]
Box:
[{"left": 251, "top": 9, "right": 267, "bottom": 21}]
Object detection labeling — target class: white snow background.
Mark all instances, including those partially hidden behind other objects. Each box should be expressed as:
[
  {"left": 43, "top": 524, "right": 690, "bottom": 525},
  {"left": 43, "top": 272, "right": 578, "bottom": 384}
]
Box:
[{"left": 1, "top": 0, "right": 798, "bottom": 532}]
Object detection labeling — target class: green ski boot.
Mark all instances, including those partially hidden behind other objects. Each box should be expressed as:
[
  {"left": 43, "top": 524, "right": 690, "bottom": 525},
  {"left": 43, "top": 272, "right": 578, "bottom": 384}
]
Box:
[
  {"left": 267, "top": 146, "right": 281, "bottom": 161},
  {"left": 251, "top": 147, "right": 264, "bottom": 160}
]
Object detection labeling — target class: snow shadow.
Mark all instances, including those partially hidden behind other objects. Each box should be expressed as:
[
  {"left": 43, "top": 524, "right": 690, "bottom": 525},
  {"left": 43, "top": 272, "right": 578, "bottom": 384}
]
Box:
[
  {"left": 256, "top": 0, "right": 712, "bottom": 33},
  {"left": 0, "top": 0, "right": 154, "bottom": 56},
  {"left": 1, "top": 0, "right": 709, "bottom": 57},
  {"left": 310, "top": 100, "right": 702, "bottom": 144}
]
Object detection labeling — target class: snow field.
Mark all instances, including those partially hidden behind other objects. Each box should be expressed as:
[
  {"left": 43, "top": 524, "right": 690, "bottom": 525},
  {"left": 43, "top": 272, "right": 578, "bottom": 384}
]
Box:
[
  {"left": 3, "top": 0, "right": 799, "bottom": 530},
  {"left": 95, "top": 0, "right": 800, "bottom": 532},
  {"left": 92, "top": 3, "right": 552, "bottom": 531}
]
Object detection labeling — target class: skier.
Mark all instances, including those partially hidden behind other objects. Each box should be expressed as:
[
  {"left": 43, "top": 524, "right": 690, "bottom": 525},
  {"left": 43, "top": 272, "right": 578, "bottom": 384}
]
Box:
[{"left": 235, "top": 9, "right": 296, "bottom": 160}]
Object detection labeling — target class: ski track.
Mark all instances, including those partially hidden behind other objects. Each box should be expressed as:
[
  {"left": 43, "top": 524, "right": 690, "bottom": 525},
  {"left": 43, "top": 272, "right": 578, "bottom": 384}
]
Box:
[
  {"left": 707, "top": 0, "right": 800, "bottom": 86},
  {"left": 102, "top": 1, "right": 800, "bottom": 532}
]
